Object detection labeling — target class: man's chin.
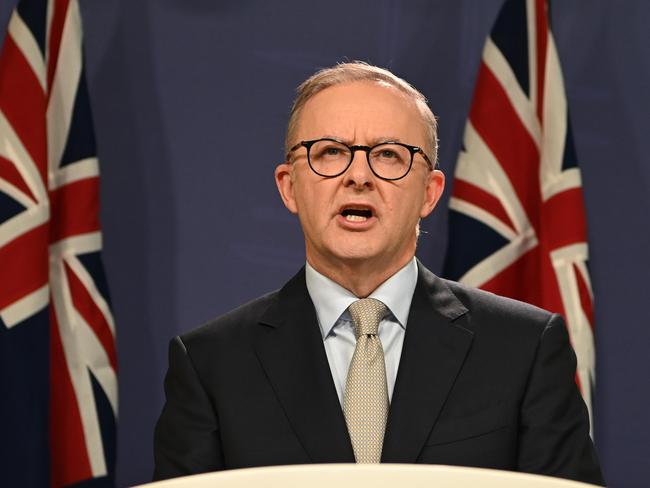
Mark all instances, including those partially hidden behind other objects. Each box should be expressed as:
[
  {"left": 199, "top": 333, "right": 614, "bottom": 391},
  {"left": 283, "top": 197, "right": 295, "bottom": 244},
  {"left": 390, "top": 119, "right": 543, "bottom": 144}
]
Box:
[
  {"left": 321, "top": 247, "right": 396, "bottom": 270},
  {"left": 307, "top": 245, "right": 378, "bottom": 268},
  {"left": 326, "top": 242, "right": 380, "bottom": 261}
]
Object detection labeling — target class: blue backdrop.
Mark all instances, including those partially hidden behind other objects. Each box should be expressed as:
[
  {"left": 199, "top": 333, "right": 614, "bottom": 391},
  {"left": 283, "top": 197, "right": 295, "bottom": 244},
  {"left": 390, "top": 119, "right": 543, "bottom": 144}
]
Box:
[{"left": 6, "top": 0, "right": 647, "bottom": 486}]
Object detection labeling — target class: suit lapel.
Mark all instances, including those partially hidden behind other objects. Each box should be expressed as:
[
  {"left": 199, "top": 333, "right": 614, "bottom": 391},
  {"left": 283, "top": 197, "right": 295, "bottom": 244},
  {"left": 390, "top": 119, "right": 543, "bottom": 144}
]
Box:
[
  {"left": 253, "top": 269, "right": 355, "bottom": 463},
  {"left": 382, "top": 262, "right": 473, "bottom": 463}
]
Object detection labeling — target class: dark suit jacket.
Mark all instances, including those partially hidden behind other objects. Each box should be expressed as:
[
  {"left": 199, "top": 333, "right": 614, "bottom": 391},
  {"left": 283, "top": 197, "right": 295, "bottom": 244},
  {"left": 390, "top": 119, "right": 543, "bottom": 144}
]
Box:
[{"left": 153, "top": 262, "right": 603, "bottom": 485}]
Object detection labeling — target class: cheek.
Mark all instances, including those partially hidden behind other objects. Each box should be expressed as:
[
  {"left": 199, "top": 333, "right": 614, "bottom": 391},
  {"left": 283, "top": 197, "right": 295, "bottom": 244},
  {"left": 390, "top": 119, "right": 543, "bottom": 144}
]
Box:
[
  {"left": 296, "top": 178, "right": 337, "bottom": 209},
  {"left": 390, "top": 191, "right": 425, "bottom": 219},
  {"left": 294, "top": 185, "right": 328, "bottom": 224},
  {"left": 291, "top": 176, "right": 313, "bottom": 209}
]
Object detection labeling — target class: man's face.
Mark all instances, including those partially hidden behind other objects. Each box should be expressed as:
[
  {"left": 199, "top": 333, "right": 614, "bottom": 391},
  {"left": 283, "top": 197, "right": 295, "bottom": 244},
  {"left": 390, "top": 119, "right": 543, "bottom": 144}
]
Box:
[{"left": 275, "top": 81, "right": 445, "bottom": 276}]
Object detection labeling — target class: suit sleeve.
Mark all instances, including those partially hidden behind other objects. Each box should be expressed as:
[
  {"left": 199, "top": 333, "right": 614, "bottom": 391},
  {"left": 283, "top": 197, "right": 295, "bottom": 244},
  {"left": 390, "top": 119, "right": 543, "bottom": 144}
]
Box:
[
  {"left": 517, "top": 313, "right": 604, "bottom": 485},
  {"left": 153, "top": 336, "right": 224, "bottom": 480}
]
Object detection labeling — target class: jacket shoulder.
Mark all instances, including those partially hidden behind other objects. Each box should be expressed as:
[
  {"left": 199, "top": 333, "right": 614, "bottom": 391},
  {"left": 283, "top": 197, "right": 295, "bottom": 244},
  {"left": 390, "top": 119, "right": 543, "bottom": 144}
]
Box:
[
  {"left": 417, "top": 260, "right": 554, "bottom": 330},
  {"left": 181, "top": 289, "right": 280, "bottom": 347},
  {"left": 438, "top": 277, "right": 556, "bottom": 339},
  {"left": 448, "top": 279, "right": 551, "bottom": 318}
]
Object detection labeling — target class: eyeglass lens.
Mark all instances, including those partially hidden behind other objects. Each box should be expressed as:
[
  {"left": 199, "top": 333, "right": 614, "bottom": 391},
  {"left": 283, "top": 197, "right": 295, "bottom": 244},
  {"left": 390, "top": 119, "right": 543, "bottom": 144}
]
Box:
[{"left": 308, "top": 140, "right": 412, "bottom": 179}]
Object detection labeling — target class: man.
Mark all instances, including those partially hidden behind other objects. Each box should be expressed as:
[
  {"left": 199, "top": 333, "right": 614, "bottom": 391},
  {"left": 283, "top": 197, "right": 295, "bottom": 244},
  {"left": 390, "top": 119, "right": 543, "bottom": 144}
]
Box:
[{"left": 153, "top": 62, "right": 603, "bottom": 485}]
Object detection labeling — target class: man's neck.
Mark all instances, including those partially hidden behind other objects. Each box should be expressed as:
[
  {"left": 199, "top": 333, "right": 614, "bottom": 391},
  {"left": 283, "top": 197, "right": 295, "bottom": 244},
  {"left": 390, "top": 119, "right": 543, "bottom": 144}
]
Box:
[{"left": 306, "top": 254, "right": 415, "bottom": 298}]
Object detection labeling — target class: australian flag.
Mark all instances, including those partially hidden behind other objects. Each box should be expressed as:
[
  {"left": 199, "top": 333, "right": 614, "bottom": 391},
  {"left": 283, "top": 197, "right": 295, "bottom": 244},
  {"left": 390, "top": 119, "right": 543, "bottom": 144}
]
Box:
[
  {"left": 0, "top": 0, "right": 117, "bottom": 485},
  {"left": 443, "top": 0, "right": 595, "bottom": 423}
]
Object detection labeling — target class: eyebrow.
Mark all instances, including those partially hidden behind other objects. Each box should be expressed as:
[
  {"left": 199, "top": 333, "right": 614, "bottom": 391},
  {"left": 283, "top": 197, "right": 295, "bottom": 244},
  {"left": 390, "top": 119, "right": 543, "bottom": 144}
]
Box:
[{"left": 320, "top": 135, "right": 404, "bottom": 146}]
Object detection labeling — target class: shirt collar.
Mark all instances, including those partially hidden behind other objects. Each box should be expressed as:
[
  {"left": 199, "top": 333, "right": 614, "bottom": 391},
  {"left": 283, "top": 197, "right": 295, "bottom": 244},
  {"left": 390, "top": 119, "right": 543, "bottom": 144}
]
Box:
[{"left": 305, "top": 257, "right": 418, "bottom": 340}]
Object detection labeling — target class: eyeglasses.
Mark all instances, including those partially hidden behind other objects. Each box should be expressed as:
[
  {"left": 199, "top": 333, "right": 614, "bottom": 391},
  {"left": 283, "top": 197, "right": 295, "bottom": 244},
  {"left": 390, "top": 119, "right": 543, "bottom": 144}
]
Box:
[{"left": 286, "top": 138, "right": 434, "bottom": 181}]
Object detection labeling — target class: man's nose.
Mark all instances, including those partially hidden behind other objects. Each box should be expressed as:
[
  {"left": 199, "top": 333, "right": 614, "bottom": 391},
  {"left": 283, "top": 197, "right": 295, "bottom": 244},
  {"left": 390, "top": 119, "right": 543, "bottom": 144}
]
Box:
[{"left": 343, "top": 149, "right": 374, "bottom": 188}]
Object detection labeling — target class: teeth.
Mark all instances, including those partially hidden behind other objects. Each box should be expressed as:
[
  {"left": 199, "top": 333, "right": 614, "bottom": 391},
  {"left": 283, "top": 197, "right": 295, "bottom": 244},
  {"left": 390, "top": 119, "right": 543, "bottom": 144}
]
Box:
[{"left": 345, "top": 214, "right": 368, "bottom": 222}]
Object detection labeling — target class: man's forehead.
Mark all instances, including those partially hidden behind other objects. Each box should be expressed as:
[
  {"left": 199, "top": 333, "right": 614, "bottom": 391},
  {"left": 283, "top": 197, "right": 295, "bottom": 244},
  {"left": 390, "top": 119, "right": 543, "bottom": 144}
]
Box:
[
  {"left": 306, "top": 80, "right": 412, "bottom": 108},
  {"left": 296, "top": 81, "right": 423, "bottom": 137}
]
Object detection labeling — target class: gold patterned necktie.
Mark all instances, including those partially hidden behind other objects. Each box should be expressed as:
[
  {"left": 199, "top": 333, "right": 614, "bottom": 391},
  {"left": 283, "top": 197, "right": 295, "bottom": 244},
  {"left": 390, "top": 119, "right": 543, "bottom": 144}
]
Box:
[{"left": 343, "top": 298, "right": 389, "bottom": 463}]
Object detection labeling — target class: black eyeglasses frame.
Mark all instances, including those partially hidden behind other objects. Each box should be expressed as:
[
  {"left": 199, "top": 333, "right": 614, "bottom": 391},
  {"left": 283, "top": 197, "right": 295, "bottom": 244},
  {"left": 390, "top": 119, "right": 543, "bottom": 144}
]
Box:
[{"left": 286, "top": 137, "right": 435, "bottom": 181}]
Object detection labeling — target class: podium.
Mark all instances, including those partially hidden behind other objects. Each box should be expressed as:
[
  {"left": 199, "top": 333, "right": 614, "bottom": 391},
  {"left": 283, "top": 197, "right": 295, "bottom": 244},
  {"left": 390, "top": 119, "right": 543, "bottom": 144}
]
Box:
[{"left": 137, "top": 464, "right": 602, "bottom": 487}]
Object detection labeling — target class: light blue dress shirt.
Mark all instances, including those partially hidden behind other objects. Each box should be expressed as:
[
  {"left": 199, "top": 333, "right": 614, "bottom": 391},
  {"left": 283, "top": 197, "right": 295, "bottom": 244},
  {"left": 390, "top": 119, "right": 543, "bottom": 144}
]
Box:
[{"left": 305, "top": 258, "right": 418, "bottom": 406}]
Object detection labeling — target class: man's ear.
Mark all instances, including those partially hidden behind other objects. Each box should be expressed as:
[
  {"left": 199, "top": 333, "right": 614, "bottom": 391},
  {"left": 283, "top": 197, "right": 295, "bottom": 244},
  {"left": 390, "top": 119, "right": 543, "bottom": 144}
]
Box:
[
  {"left": 419, "top": 169, "right": 445, "bottom": 219},
  {"left": 275, "top": 163, "right": 298, "bottom": 214}
]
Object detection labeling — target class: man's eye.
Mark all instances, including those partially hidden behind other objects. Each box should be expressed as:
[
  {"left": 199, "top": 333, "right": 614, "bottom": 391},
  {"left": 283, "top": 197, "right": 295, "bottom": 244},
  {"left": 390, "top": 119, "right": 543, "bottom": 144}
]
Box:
[
  {"left": 315, "top": 144, "right": 348, "bottom": 159},
  {"left": 372, "top": 148, "right": 399, "bottom": 160}
]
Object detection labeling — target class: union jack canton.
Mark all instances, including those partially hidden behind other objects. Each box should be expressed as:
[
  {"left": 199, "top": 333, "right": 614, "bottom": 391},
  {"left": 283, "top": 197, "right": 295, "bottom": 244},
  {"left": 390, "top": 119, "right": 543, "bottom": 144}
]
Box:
[
  {"left": 443, "top": 0, "right": 595, "bottom": 424},
  {"left": 0, "top": 0, "right": 117, "bottom": 486}
]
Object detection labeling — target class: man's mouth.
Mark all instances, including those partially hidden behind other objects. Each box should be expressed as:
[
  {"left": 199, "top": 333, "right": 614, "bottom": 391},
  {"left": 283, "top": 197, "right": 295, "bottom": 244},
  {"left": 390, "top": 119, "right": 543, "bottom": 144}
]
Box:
[{"left": 340, "top": 207, "right": 374, "bottom": 222}]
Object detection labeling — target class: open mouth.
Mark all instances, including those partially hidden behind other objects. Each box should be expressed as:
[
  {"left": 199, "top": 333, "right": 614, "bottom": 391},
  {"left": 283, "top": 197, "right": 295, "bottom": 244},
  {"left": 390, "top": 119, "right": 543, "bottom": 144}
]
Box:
[{"left": 341, "top": 207, "right": 374, "bottom": 222}]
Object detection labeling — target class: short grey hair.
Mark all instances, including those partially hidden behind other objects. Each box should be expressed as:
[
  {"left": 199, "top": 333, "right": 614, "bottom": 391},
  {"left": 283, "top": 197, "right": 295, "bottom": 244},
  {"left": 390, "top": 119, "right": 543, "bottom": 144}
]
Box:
[{"left": 285, "top": 61, "right": 438, "bottom": 166}]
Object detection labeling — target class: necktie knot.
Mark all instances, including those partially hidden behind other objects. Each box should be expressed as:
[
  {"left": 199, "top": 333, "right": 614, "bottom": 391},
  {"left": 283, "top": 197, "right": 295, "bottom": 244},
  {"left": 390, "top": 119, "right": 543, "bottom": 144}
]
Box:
[{"left": 348, "top": 298, "right": 387, "bottom": 338}]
